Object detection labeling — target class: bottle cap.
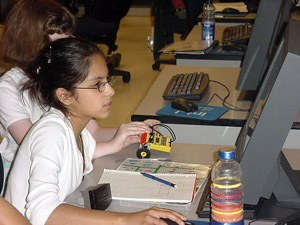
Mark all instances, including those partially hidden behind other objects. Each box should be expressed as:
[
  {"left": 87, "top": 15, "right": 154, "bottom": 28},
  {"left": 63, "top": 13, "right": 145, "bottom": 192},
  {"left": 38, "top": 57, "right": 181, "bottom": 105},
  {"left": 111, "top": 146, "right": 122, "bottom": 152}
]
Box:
[{"left": 218, "top": 147, "right": 235, "bottom": 160}]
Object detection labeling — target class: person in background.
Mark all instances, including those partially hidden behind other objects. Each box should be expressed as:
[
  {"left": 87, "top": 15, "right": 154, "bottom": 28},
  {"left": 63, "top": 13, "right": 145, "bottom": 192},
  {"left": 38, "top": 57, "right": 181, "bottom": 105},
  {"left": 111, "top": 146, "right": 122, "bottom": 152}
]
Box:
[
  {"left": 0, "top": 0, "right": 76, "bottom": 191},
  {"left": 171, "top": 0, "right": 186, "bottom": 19},
  {"left": 0, "top": 0, "right": 158, "bottom": 192},
  {"left": 5, "top": 37, "right": 186, "bottom": 225}
]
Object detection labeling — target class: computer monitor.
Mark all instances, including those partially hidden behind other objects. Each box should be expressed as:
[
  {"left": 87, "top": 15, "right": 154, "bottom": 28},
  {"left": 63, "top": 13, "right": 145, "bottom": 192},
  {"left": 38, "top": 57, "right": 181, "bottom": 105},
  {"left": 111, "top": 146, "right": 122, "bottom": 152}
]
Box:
[
  {"left": 235, "top": 18, "right": 300, "bottom": 220},
  {"left": 235, "top": 0, "right": 292, "bottom": 100}
]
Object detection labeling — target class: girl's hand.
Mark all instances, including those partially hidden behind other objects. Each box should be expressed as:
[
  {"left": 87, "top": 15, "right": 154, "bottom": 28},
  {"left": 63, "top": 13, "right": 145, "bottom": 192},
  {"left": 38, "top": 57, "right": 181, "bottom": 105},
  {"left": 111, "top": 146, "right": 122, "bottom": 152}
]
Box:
[
  {"left": 118, "top": 119, "right": 161, "bottom": 149},
  {"left": 111, "top": 121, "right": 153, "bottom": 151},
  {"left": 121, "top": 207, "right": 187, "bottom": 225},
  {"left": 93, "top": 120, "right": 162, "bottom": 158}
]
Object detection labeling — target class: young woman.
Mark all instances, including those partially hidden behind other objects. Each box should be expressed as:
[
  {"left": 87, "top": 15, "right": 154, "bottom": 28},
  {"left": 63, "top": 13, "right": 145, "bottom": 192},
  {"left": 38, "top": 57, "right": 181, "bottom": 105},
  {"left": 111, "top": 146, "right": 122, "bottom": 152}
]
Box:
[
  {"left": 0, "top": 0, "right": 76, "bottom": 189},
  {"left": 0, "top": 0, "right": 157, "bottom": 191},
  {"left": 5, "top": 37, "right": 186, "bottom": 225}
]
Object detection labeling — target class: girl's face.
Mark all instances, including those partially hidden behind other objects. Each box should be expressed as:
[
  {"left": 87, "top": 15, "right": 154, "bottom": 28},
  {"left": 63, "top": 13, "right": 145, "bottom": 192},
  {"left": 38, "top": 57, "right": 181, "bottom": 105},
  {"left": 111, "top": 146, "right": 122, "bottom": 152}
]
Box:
[{"left": 70, "top": 54, "right": 115, "bottom": 121}]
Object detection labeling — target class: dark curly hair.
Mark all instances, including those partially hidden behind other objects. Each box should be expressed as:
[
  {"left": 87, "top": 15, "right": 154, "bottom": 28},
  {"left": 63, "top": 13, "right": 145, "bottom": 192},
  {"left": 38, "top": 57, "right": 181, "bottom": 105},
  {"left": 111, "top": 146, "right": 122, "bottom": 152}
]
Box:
[{"left": 23, "top": 37, "right": 104, "bottom": 115}]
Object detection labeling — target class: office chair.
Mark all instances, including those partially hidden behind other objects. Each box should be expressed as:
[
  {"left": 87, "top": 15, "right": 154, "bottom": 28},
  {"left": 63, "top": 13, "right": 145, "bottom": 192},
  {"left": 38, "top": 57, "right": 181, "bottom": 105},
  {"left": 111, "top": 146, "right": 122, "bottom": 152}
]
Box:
[
  {"left": 74, "top": 0, "right": 132, "bottom": 83},
  {"left": 151, "top": 0, "right": 204, "bottom": 71},
  {"left": 0, "top": 0, "right": 17, "bottom": 22},
  {"left": 55, "top": 0, "right": 79, "bottom": 14}
]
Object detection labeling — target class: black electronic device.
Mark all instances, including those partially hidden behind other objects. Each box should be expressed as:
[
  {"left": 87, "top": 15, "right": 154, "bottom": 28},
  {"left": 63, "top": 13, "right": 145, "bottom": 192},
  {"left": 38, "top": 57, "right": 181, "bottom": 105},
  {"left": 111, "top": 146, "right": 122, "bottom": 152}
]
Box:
[
  {"left": 233, "top": 17, "right": 300, "bottom": 220},
  {"left": 236, "top": 0, "right": 292, "bottom": 98},
  {"left": 160, "top": 218, "right": 195, "bottom": 225},
  {"left": 81, "top": 183, "right": 112, "bottom": 210},
  {"left": 222, "top": 23, "right": 253, "bottom": 52},
  {"left": 221, "top": 7, "right": 240, "bottom": 14},
  {"left": 171, "top": 98, "right": 198, "bottom": 112},
  {"left": 162, "top": 72, "right": 209, "bottom": 100}
]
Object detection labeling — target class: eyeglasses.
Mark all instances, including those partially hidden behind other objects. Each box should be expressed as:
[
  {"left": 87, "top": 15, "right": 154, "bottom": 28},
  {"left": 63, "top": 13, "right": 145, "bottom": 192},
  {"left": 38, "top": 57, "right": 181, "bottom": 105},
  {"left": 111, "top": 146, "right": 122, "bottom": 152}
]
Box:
[{"left": 76, "top": 76, "right": 115, "bottom": 93}]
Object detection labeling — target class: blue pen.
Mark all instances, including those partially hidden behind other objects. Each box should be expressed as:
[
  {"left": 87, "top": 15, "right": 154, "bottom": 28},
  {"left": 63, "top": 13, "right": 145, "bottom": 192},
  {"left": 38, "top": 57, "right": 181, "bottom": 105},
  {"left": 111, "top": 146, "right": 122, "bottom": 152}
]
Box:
[{"left": 141, "top": 172, "right": 176, "bottom": 188}]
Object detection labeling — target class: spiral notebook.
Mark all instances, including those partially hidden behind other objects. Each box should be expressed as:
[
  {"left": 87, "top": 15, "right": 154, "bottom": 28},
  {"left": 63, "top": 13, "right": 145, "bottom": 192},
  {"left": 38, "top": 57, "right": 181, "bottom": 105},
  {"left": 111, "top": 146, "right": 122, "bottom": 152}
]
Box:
[{"left": 98, "top": 169, "right": 197, "bottom": 203}]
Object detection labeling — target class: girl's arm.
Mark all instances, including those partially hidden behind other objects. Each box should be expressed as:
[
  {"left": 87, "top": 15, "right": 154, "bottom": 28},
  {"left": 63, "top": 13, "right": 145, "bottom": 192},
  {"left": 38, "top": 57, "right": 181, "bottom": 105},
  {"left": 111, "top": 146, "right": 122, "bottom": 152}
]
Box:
[
  {"left": 0, "top": 197, "right": 31, "bottom": 225},
  {"left": 86, "top": 119, "right": 117, "bottom": 142},
  {"left": 88, "top": 119, "right": 161, "bottom": 159},
  {"left": 0, "top": 81, "right": 35, "bottom": 145},
  {"left": 8, "top": 119, "right": 33, "bottom": 144},
  {"left": 46, "top": 204, "right": 186, "bottom": 225}
]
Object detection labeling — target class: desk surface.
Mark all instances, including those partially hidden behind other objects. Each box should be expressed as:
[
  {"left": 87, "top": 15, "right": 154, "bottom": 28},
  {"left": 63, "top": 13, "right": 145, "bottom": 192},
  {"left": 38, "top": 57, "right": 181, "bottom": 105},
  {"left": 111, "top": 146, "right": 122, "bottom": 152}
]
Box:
[
  {"left": 67, "top": 142, "right": 288, "bottom": 224},
  {"left": 71, "top": 143, "right": 223, "bottom": 220},
  {"left": 132, "top": 65, "right": 251, "bottom": 126}
]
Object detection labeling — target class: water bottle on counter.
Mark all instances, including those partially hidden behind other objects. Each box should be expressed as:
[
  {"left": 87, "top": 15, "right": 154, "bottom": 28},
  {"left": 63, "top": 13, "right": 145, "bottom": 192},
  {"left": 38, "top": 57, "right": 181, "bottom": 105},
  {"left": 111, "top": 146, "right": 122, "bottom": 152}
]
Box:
[
  {"left": 211, "top": 147, "right": 244, "bottom": 225},
  {"left": 202, "top": 0, "right": 215, "bottom": 41}
]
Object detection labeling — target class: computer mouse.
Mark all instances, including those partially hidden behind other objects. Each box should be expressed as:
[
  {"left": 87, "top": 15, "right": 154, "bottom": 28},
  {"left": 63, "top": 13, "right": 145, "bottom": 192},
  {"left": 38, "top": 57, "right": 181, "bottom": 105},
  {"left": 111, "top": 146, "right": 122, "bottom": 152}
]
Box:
[
  {"left": 161, "top": 218, "right": 195, "bottom": 225},
  {"left": 222, "top": 7, "right": 240, "bottom": 14},
  {"left": 171, "top": 98, "right": 198, "bottom": 112}
]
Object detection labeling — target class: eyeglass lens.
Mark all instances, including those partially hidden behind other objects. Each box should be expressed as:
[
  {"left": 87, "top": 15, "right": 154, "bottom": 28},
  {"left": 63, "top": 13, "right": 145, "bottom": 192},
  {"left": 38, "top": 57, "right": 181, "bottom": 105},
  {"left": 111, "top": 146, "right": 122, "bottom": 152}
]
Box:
[{"left": 98, "top": 76, "right": 115, "bottom": 92}]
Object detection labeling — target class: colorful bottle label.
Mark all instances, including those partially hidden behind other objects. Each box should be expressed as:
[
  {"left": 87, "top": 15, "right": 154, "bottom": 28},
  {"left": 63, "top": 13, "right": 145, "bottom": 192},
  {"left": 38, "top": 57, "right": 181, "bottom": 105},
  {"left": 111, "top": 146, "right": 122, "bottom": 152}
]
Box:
[
  {"left": 202, "top": 22, "right": 215, "bottom": 40},
  {"left": 211, "top": 179, "right": 244, "bottom": 225}
]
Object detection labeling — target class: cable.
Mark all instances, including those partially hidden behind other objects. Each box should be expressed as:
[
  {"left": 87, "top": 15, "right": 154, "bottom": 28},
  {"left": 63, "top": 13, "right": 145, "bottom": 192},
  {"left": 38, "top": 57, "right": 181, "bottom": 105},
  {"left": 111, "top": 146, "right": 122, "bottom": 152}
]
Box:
[
  {"left": 206, "top": 80, "right": 251, "bottom": 112},
  {"left": 274, "top": 212, "right": 300, "bottom": 225},
  {"left": 207, "top": 80, "right": 250, "bottom": 111},
  {"left": 150, "top": 124, "right": 176, "bottom": 143}
]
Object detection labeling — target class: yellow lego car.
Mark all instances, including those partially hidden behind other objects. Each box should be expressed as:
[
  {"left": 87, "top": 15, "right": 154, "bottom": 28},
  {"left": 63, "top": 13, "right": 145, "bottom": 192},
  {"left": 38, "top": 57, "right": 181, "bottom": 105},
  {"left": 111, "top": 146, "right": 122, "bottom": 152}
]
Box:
[{"left": 137, "top": 132, "right": 172, "bottom": 158}]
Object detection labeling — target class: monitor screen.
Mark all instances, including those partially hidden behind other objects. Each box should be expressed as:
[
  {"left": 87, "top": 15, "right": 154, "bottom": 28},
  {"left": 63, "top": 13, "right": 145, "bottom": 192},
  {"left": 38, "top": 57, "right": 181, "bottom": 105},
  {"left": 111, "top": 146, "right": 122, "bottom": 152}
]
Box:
[{"left": 235, "top": 0, "right": 292, "bottom": 98}]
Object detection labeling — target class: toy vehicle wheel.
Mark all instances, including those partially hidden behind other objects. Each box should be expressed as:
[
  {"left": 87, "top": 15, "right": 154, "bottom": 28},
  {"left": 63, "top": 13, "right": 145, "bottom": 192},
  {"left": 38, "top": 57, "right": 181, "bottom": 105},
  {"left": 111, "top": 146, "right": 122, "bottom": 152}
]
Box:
[{"left": 136, "top": 147, "right": 151, "bottom": 158}]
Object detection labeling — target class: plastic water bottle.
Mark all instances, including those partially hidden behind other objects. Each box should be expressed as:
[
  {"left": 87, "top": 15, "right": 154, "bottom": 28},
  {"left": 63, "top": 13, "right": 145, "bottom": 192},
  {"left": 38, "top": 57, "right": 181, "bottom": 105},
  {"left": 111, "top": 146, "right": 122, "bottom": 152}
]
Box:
[
  {"left": 202, "top": 0, "right": 215, "bottom": 41},
  {"left": 211, "top": 147, "right": 244, "bottom": 225}
]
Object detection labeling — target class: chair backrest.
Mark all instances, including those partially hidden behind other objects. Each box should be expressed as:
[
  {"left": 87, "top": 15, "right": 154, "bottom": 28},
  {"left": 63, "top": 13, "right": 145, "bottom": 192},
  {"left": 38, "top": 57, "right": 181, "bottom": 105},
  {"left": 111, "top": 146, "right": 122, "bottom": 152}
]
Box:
[
  {"left": 0, "top": 0, "right": 17, "bottom": 22},
  {"left": 184, "top": 0, "right": 204, "bottom": 31},
  {"left": 153, "top": 0, "right": 204, "bottom": 40},
  {"left": 88, "top": 0, "right": 132, "bottom": 22},
  {"left": 76, "top": 0, "right": 132, "bottom": 54}
]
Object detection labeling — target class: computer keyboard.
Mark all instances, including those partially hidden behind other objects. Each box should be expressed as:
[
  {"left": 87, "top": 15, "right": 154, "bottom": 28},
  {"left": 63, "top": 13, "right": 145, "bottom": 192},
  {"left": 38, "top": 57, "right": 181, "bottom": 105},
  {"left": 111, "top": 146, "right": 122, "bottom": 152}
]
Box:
[
  {"left": 222, "top": 23, "right": 253, "bottom": 52},
  {"left": 162, "top": 72, "right": 209, "bottom": 100}
]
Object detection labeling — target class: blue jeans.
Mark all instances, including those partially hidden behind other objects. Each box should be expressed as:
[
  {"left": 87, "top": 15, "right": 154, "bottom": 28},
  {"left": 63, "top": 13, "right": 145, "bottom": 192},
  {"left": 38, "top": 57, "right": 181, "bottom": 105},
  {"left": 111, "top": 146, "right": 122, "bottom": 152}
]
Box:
[{"left": 1, "top": 159, "right": 11, "bottom": 196}]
